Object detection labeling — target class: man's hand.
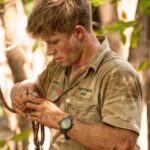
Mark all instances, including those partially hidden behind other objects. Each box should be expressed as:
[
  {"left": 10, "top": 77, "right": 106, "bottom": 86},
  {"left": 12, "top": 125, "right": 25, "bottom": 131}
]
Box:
[
  {"left": 10, "top": 82, "right": 36, "bottom": 117},
  {"left": 25, "top": 94, "right": 138, "bottom": 150},
  {"left": 25, "top": 95, "right": 67, "bottom": 129}
]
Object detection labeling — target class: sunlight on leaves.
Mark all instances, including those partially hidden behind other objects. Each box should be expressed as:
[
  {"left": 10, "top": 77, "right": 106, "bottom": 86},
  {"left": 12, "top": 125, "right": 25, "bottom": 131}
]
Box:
[
  {"left": 138, "top": 0, "right": 150, "bottom": 16},
  {"left": 138, "top": 59, "right": 148, "bottom": 71},
  {"left": 24, "top": 0, "right": 35, "bottom": 16},
  {"left": 0, "top": 129, "right": 31, "bottom": 148},
  {"left": 90, "top": 0, "right": 109, "bottom": 6},
  {"left": 120, "top": 32, "right": 126, "bottom": 44},
  {"left": 131, "top": 24, "right": 141, "bottom": 48},
  {"left": 143, "top": 9, "right": 150, "bottom": 16},
  {"left": 0, "top": 140, "right": 6, "bottom": 148},
  {"left": 11, "top": 128, "right": 32, "bottom": 142},
  {"left": 139, "top": 0, "right": 150, "bottom": 12},
  {"left": 111, "top": 0, "right": 118, "bottom": 4},
  {"left": 24, "top": 0, "right": 33, "bottom": 3},
  {"left": 95, "top": 20, "right": 136, "bottom": 35},
  {"left": 0, "top": 0, "right": 4, "bottom": 4},
  {"left": 95, "top": 20, "right": 137, "bottom": 44}
]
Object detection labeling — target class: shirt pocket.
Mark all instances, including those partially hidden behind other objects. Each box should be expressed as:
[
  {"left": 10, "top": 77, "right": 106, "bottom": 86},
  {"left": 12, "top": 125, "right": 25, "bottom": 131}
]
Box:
[
  {"left": 66, "top": 96, "right": 101, "bottom": 123},
  {"left": 47, "top": 84, "right": 63, "bottom": 102}
]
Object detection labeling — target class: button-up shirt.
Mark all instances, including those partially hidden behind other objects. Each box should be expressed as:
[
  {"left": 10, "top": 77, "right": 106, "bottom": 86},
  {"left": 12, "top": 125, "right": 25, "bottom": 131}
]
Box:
[{"left": 36, "top": 38, "right": 142, "bottom": 150}]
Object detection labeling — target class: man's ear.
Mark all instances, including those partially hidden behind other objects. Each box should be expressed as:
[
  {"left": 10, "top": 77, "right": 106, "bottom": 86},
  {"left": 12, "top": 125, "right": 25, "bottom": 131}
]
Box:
[{"left": 74, "top": 25, "right": 85, "bottom": 40}]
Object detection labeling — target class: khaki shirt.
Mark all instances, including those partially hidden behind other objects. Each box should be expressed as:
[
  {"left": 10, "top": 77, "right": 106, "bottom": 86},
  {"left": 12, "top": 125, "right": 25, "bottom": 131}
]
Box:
[{"left": 36, "top": 38, "right": 142, "bottom": 150}]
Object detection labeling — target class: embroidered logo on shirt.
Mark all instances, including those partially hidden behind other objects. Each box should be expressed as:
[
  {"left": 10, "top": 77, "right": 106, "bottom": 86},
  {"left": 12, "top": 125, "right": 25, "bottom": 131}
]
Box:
[
  {"left": 53, "top": 80, "right": 61, "bottom": 85},
  {"left": 79, "top": 87, "right": 92, "bottom": 96},
  {"left": 51, "top": 80, "right": 62, "bottom": 94},
  {"left": 56, "top": 88, "right": 62, "bottom": 93}
]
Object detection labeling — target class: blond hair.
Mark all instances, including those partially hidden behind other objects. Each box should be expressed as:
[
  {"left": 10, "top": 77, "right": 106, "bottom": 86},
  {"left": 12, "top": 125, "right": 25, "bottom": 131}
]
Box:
[{"left": 27, "top": 0, "right": 92, "bottom": 38}]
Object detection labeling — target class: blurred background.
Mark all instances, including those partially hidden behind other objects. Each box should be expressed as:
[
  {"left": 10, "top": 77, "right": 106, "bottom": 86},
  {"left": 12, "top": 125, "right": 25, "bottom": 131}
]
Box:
[{"left": 0, "top": 0, "right": 149, "bottom": 149}]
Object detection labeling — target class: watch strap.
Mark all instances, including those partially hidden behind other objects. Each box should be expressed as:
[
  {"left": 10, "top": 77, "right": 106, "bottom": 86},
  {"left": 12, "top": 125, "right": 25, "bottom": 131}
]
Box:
[
  {"left": 64, "top": 132, "right": 71, "bottom": 140},
  {"left": 59, "top": 115, "right": 73, "bottom": 140}
]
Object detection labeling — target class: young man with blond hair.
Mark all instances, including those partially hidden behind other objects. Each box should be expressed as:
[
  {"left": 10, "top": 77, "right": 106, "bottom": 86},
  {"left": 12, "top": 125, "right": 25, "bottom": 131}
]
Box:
[{"left": 11, "top": 0, "right": 142, "bottom": 149}]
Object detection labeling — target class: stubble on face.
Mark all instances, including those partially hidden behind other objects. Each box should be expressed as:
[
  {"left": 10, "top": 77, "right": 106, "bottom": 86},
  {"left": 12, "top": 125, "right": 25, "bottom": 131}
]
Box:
[{"left": 43, "top": 32, "right": 84, "bottom": 67}]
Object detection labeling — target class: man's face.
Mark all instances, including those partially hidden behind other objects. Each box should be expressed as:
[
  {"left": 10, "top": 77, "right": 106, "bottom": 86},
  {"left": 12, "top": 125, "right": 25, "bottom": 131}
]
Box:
[{"left": 43, "top": 32, "right": 83, "bottom": 67}]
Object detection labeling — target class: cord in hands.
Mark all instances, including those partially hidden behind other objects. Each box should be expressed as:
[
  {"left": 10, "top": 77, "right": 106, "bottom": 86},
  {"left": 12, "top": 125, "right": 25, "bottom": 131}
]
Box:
[{"left": 27, "top": 92, "right": 45, "bottom": 150}]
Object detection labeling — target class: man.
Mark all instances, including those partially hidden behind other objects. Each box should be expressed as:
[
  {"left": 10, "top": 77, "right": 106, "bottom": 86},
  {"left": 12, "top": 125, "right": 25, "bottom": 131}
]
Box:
[{"left": 11, "top": 0, "right": 142, "bottom": 149}]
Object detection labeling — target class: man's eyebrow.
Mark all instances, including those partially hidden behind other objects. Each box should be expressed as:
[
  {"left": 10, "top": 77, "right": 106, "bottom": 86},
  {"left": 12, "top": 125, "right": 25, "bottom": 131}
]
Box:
[
  {"left": 45, "top": 38, "right": 59, "bottom": 44},
  {"left": 46, "top": 37, "right": 59, "bottom": 41}
]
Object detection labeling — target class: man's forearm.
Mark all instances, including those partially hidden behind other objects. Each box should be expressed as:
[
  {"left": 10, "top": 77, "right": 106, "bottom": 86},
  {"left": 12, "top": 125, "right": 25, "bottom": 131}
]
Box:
[
  {"left": 21, "top": 79, "right": 37, "bottom": 90},
  {"left": 67, "top": 119, "right": 138, "bottom": 150}
]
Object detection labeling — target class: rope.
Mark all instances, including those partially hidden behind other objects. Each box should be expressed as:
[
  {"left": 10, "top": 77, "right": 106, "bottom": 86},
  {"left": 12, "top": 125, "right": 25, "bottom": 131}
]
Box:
[{"left": 0, "top": 86, "right": 45, "bottom": 150}]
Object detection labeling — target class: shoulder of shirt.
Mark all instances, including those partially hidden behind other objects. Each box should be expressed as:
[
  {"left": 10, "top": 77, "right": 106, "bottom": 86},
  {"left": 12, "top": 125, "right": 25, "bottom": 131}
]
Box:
[{"left": 99, "top": 50, "right": 140, "bottom": 79}]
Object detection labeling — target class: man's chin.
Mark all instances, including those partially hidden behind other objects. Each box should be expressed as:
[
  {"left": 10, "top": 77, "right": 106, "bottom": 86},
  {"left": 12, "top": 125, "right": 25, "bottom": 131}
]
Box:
[{"left": 55, "top": 61, "right": 70, "bottom": 67}]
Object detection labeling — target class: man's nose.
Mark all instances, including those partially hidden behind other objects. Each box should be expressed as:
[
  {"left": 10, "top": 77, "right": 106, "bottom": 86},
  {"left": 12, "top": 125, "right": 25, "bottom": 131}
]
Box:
[{"left": 47, "top": 46, "right": 56, "bottom": 55}]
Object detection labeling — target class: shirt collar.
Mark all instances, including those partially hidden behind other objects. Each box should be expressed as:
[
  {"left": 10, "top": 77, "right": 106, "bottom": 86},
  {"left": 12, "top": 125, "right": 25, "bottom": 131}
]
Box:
[
  {"left": 89, "top": 36, "right": 111, "bottom": 72},
  {"left": 64, "top": 36, "right": 111, "bottom": 74}
]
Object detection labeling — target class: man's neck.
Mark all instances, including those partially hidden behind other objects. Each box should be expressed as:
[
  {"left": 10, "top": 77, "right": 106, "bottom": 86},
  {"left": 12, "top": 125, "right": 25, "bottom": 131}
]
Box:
[{"left": 70, "top": 35, "right": 100, "bottom": 82}]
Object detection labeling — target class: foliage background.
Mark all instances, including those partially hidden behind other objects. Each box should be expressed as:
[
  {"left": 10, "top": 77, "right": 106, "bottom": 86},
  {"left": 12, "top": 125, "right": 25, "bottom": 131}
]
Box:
[{"left": 0, "top": 0, "right": 149, "bottom": 149}]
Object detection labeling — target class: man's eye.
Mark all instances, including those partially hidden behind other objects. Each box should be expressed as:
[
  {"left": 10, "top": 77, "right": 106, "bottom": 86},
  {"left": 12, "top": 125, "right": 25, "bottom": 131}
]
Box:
[
  {"left": 45, "top": 40, "right": 58, "bottom": 45},
  {"left": 51, "top": 41, "right": 58, "bottom": 44}
]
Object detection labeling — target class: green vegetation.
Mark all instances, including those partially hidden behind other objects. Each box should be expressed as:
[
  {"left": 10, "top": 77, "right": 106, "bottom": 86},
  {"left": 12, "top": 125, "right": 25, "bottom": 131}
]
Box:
[
  {"left": 91, "top": 0, "right": 150, "bottom": 49},
  {"left": 0, "top": 128, "right": 31, "bottom": 149},
  {"left": 0, "top": 0, "right": 149, "bottom": 147}
]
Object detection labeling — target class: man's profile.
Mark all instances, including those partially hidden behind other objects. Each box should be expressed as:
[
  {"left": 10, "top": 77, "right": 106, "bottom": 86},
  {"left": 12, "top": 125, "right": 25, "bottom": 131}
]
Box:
[{"left": 11, "top": 0, "right": 142, "bottom": 149}]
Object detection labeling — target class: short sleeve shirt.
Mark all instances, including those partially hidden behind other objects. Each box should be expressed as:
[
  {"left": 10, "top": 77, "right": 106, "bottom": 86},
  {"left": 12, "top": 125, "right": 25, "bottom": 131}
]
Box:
[{"left": 36, "top": 38, "right": 142, "bottom": 150}]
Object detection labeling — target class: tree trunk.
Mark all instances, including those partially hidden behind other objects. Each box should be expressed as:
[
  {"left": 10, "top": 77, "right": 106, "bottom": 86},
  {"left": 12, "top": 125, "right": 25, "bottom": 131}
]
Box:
[
  {"left": 1, "top": 0, "right": 33, "bottom": 149},
  {"left": 98, "top": 2, "right": 124, "bottom": 56},
  {"left": 0, "top": 22, "right": 19, "bottom": 150},
  {"left": 129, "top": 16, "right": 150, "bottom": 150}
]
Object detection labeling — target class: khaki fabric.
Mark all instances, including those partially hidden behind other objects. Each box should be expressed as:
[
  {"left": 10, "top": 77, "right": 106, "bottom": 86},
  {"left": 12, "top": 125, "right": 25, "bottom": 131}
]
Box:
[{"left": 36, "top": 38, "right": 142, "bottom": 150}]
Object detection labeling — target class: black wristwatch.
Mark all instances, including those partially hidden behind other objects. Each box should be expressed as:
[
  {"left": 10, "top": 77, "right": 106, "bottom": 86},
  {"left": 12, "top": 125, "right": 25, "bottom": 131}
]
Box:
[{"left": 58, "top": 115, "right": 73, "bottom": 140}]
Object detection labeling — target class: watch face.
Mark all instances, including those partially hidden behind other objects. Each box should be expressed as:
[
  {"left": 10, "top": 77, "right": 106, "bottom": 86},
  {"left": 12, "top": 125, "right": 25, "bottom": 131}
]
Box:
[{"left": 61, "top": 118, "right": 71, "bottom": 129}]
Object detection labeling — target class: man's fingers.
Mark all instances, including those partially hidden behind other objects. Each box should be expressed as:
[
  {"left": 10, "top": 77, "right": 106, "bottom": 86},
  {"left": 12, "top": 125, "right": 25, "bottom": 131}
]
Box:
[
  {"left": 26, "top": 97, "right": 44, "bottom": 104},
  {"left": 25, "top": 102, "right": 39, "bottom": 111},
  {"left": 22, "top": 87, "right": 28, "bottom": 103},
  {"left": 13, "top": 97, "right": 25, "bottom": 111},
  {"left": 30, "top": 111, "right": 41, "bottom": 117},
  {"left": 13, "top": 102, "right": 25, "bottom": 114},
  {"left": 14, "top": 107, "right": 26, "bottom": 117}
]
